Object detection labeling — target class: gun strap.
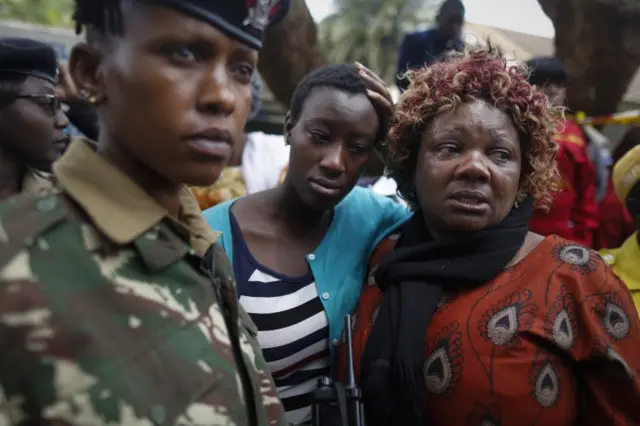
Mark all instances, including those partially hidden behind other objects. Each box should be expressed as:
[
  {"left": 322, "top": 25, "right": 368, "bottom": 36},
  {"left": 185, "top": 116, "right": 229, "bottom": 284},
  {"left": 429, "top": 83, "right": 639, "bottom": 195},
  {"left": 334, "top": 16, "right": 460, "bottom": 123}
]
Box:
[{"left": 334, "top": 382, "right": 349, "bottom": 426}]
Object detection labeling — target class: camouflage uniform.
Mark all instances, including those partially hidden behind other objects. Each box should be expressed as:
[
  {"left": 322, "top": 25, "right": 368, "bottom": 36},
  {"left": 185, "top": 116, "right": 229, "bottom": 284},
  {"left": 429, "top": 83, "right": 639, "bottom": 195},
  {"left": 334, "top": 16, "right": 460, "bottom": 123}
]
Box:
[{"left": 0, "top": 139, "right": 286, "bottom": 426}]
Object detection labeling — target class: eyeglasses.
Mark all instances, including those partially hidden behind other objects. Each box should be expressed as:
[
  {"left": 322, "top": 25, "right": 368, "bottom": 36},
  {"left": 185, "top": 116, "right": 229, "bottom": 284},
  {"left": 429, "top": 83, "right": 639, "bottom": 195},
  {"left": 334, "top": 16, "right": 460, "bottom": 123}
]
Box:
[{"left": 12, "top": 94, "right": 63, "bottom": 116}]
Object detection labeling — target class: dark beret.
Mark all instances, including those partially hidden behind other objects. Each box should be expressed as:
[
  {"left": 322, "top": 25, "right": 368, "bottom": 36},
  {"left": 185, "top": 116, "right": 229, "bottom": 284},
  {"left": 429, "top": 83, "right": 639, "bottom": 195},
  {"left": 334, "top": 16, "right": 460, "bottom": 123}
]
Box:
[
  {"left": 0, "top": 38, "right": 58, "bottom": 84},
  {"left": 525, "top": 56, "right": 566, "bottom": 87},
  {"left": 162, "top": 0, "right": 291, "bottom": 50}
]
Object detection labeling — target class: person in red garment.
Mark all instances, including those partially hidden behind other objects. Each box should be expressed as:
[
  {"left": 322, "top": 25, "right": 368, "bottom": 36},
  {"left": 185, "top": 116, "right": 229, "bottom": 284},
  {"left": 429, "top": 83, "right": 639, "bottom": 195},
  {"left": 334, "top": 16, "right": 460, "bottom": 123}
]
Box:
[
  {"left": 337, "top": 45, "right": 640, "bottom": 426},
  {"left": 526, "top": 57, "right": 599, "bottom": 246},
  {"left": 593, "top": 127, "right": 639, "bottom": 249}
]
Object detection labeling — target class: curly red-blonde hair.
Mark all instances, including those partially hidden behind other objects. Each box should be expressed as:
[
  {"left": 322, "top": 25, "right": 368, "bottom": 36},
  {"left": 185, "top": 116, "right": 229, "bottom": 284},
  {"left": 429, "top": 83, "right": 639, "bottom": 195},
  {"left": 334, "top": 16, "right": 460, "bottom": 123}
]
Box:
[{"left": 386, "top": 43, "right": 561, "bottom": 209}]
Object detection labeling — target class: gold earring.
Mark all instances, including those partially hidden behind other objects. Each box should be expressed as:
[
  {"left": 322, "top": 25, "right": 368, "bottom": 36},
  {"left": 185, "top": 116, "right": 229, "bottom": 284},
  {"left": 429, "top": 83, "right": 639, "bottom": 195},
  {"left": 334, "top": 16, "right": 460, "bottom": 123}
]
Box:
[{"left": 87, "top": 95, "right": 97, "bottom": 104}]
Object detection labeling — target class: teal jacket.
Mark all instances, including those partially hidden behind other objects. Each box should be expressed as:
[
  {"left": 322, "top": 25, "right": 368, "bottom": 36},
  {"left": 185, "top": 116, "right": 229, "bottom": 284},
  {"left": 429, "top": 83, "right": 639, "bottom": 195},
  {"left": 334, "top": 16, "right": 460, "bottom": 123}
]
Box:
[{"left": 203, "top": 187, "right": 411, "bottom": 356}]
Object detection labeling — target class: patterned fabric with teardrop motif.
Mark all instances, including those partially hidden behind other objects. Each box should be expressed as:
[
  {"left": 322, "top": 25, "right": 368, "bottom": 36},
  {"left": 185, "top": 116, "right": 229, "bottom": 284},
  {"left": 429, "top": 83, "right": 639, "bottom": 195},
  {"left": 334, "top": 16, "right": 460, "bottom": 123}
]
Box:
[{"left": 337, "top": 235, "right": 640, "bottom": 426}]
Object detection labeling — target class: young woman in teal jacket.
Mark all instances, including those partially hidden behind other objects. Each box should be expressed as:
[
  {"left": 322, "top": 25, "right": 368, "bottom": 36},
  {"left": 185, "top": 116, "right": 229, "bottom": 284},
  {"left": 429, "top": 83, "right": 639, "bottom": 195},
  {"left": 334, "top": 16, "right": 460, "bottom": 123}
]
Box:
[{"left": 204, "top": 63, "right": 409, "bottom": 425}]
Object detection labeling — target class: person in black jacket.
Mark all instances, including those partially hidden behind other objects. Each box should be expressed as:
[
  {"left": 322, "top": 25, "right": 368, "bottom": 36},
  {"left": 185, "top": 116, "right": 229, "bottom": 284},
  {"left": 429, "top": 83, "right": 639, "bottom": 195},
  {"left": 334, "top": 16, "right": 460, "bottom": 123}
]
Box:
[{"left": 395, "top": 0, "right": 465, "bottom": 91}]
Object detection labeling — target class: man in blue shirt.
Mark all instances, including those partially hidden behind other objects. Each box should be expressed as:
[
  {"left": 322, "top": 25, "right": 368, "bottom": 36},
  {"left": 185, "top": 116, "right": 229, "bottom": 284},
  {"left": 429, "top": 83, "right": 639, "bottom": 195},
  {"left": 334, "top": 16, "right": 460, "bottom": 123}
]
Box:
[{"left": 396, "top": 0, "right": 465, "bottom": 90}]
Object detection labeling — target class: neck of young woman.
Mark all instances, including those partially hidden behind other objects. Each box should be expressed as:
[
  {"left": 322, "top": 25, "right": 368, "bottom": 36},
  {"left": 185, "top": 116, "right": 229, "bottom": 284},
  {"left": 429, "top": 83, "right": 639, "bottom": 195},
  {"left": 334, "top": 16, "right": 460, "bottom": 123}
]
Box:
[
  {"left": 0, "top": 148, "right": 25, "bottom": 200},
  {"left": 268, "top": 181, "right": 333, "bottom": 234},
  {"left": 97, "top": 137, "right": 182, "bottom": 218}
]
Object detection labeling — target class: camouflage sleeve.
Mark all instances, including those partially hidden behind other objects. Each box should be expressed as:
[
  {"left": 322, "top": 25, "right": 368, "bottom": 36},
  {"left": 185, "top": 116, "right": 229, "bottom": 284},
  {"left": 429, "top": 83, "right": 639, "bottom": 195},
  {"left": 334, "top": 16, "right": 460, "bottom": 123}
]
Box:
[
  {"left": 0, "top": 384, "right": 16, "bottom": 425},
  {"left": 0, "top": 196, "right": 288, "bottom": 426},
  {"left": 0, "top": 281, "right": 50, "bottom": 425},
  {"left": 210, "top": 243, "right": 289, "bottom": 426},
  {"left": 0, "top": 195, "right": 68, "bottom": 264},
  {"left": 0, "top": 195, "right": 70, "bottom": 424}
]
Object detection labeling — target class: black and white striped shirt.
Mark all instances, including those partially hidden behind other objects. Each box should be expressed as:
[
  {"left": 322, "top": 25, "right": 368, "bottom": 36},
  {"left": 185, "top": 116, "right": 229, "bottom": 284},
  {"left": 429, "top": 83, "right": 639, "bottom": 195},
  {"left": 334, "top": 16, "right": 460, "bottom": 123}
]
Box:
[{"left": 231, "top": 215, "right": 330, "bottom": 425}]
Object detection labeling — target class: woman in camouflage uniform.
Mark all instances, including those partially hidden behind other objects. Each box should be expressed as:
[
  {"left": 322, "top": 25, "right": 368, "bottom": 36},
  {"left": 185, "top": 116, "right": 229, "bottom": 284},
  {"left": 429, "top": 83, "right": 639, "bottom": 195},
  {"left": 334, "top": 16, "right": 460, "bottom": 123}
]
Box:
[{"left": 0, "top": 0, "right": 291, "bottom": 425}]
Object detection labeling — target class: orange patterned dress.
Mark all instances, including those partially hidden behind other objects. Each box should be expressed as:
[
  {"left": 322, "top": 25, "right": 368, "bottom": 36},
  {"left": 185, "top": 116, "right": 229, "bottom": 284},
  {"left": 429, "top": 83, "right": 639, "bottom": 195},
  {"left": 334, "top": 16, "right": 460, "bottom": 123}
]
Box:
[{"left": 338, "top": 235, "right": 640, "bottom": 425}]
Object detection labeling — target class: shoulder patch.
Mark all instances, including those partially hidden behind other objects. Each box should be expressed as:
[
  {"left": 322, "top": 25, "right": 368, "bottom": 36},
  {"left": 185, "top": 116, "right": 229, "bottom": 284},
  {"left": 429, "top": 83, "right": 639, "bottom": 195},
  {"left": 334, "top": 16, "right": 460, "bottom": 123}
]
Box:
[{"left": 0, "top": 194, "right": 69, "bottom": 268}]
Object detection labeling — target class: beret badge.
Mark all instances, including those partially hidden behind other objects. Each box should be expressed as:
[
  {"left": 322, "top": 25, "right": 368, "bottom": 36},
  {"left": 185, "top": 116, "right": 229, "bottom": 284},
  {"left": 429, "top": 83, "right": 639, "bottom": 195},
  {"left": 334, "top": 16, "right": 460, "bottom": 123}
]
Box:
[{"left": 244, "top": 0, "right": 283, "bottom": 32}]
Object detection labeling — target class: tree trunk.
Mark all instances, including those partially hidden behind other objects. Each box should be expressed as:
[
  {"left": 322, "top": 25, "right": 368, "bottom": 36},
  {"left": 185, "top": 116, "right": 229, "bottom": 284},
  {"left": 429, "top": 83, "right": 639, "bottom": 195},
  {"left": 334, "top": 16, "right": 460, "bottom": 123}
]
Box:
[
  {"left": 258, "top": 0, "right": 326, "bottom": 108},
  {"left": 538, "top": 0, "right": 640, "bottom": 116}
]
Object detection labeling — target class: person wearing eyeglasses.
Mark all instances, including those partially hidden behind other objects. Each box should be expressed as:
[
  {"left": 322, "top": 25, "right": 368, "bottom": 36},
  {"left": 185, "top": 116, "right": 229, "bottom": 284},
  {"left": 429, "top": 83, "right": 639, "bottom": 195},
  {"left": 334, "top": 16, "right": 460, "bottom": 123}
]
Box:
[{"left": 0, "top": 38, "right": 70, "bottom": 199}]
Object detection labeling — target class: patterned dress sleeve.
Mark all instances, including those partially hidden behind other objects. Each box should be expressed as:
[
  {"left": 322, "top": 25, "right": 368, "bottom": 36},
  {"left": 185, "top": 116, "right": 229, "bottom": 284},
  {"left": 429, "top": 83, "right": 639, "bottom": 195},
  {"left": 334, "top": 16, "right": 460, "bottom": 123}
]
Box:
[{"left": 554, "top": 245, "right": 640, "bottom": 424}]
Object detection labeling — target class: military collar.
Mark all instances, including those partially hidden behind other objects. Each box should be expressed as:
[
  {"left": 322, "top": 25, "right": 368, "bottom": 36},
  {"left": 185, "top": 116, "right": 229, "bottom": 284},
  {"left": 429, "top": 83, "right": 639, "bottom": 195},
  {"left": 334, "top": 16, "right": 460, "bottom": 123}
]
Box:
[{"left": 53, "top": 139, "right": 219, "bottom": 253}]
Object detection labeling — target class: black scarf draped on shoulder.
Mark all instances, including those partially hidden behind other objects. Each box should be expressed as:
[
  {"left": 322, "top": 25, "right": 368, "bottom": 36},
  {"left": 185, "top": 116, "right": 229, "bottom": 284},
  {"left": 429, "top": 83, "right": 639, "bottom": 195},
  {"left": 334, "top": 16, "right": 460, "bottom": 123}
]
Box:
[{"left": 360, "top": 198, "right": 534, "bottom": 426}]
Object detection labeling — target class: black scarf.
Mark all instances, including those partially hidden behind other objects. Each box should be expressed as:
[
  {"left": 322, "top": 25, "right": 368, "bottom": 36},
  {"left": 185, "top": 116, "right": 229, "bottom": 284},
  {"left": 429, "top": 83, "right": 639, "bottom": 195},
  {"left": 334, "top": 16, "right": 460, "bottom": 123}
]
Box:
[{"left": 360, "top": 198, "right": 534, "bottom": 426}]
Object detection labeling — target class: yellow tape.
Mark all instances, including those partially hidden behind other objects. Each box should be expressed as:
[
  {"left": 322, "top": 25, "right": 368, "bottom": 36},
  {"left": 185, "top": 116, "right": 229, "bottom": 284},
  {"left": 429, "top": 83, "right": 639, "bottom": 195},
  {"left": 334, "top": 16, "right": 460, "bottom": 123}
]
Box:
[{"left": 568, "top": 110, "right": 640, "bottom": 126}]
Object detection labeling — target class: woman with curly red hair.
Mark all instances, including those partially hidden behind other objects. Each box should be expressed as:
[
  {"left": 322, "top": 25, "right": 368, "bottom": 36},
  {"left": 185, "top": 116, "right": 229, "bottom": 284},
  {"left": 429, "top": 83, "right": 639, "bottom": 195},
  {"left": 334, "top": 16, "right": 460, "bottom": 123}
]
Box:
[{"left": 337, "top": 45, "right": 640, "bottom": 426}]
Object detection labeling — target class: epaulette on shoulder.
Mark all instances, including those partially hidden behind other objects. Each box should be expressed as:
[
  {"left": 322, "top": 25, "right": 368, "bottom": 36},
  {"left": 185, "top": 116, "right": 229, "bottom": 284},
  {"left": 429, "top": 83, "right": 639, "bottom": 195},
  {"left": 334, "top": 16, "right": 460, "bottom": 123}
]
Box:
[{"left": 0, "top": 194, "right": 69, "bottom": 268}]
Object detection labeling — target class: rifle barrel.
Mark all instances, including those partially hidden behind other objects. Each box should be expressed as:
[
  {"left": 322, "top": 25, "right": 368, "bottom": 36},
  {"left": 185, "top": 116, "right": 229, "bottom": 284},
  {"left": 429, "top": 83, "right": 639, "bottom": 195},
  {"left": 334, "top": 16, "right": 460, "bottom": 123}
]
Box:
[{"left": 344, "top": 315, "right": 356, "bottom": 387}]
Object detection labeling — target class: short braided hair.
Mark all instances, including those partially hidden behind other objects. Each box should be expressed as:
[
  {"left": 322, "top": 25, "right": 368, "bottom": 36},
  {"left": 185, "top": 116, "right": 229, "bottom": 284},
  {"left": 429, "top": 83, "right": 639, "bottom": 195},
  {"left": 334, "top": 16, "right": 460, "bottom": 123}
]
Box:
[
  {"left": 289, "top": 64, "right": 368, "bottom": 124},
  {"left": 289, "top": 64, "right": 385, "bottom": 145},
  {"left": 73, "top": 0, "right": 126, "bottom": 36}
]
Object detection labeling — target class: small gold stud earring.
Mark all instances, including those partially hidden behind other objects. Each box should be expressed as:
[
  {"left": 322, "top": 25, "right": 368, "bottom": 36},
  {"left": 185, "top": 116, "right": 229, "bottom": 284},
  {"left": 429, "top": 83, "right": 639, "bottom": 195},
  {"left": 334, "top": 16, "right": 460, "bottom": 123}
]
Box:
[{"left": 87, "top": 95, "right": 97, "bottom": 104}]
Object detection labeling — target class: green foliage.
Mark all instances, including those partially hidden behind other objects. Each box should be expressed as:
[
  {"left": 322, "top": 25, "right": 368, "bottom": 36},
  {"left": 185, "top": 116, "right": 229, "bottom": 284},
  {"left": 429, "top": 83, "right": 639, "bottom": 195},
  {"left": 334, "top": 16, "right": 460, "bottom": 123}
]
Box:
[
  {"left": 0, "top": 0, "right": 74, "bottom": 28},
  {"left": 318, "top": 0, "right": 437, "bottom": 85}
]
